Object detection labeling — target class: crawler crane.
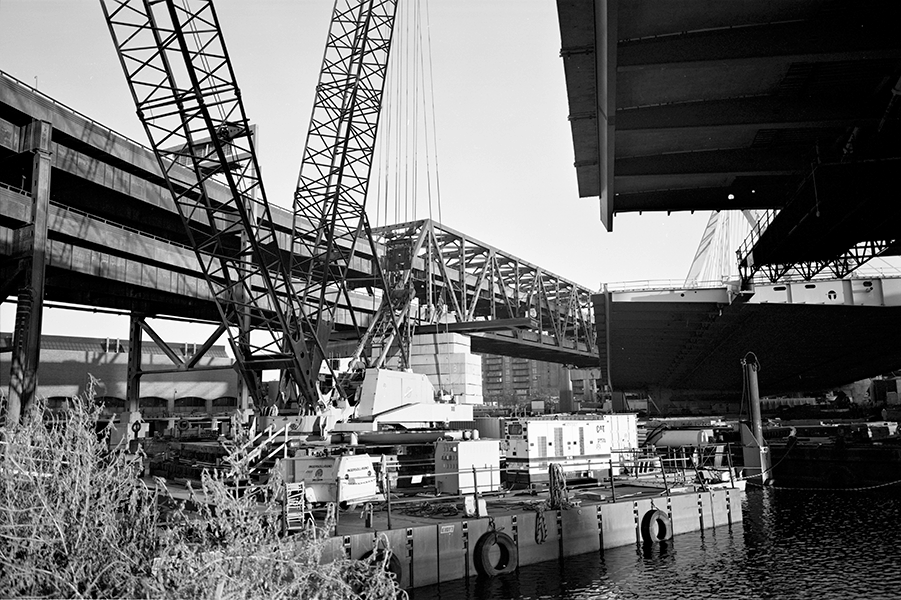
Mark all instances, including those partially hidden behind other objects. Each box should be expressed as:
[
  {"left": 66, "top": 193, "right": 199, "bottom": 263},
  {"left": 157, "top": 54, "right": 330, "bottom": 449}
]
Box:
[{"left": 99, "top": 0, "right": 465, "bottom": 435}]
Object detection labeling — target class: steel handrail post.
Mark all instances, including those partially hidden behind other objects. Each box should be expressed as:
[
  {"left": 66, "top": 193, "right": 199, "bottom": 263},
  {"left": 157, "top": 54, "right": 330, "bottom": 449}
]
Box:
[
  {"left": 334, "top": 478, "right": 341, "bottom": 536},
  {"left": 726, "top": 443, "right": 736, "bottom": 489},
  {"left": 609, "top": 458, "right": 616, "bottom": 502},
  {"left": 472, "top": 465, "right": 481, "bottom": 517},
  {"left": 382, "top": 454, "right": 392, "bottom": 530},
  {"left": 660, "top": 452, "right": 669, "bottom": 495}
]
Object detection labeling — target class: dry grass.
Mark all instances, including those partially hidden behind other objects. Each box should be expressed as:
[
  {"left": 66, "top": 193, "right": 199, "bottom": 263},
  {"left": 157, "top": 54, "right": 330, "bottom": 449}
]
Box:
[{"left": 0, "top": 382, "right": 403, "bottom": 599}]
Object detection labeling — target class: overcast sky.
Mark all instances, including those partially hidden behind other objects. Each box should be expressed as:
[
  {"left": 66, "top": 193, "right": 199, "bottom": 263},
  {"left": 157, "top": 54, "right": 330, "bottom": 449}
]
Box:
[{"left": 0, "top": 0, "right": 710, "bottom": 341}]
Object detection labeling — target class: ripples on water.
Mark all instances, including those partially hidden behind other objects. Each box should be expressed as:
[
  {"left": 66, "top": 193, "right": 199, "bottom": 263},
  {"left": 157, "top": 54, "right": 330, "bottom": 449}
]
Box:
[{"left": 410, "top": 488, "right": 901, "bottom": 600}]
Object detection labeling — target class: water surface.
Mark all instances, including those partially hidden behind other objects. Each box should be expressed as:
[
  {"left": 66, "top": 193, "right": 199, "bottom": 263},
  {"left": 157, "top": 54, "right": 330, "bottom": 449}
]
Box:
[{"left": 411, "top": 487, "right": 901, "bottom": 599}]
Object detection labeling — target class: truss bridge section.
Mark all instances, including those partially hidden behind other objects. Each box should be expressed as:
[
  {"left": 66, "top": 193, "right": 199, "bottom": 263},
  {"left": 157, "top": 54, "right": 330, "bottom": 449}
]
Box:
[{"left": 371, "top": 220, "right": 599, "bottom": 367}]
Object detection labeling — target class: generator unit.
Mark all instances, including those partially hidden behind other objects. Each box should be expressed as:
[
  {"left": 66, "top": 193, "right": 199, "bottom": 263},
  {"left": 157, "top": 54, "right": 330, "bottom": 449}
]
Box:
[
  {"left": 434, "top": 439, "right": 501, "bottom": 495},
  {"left": 281, "top": 454, "right": 382, "bottom": 506},
  {"left": 504, "top": 414, "right": 638, "bottom": 485}
]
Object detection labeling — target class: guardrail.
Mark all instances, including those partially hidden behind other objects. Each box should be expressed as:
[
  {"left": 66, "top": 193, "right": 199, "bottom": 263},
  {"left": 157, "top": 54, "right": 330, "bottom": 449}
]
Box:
[
  {"left": 735, "top": 208, "right": 781, "bottom": 270},
  {"left": 602, "top": 279, "right": 729, "bottom": 293},
  {"left": 0, "top": 181, "right": 30, "bottom": 197},
  {"left": 603, "top": 267, "right": 901, "bottom": 295},
  {"left": 49, "top": 199, "right": 196, "bottom": 253},
  {"left": 1, "top": 70, "right": 149, "bottom": 153}
]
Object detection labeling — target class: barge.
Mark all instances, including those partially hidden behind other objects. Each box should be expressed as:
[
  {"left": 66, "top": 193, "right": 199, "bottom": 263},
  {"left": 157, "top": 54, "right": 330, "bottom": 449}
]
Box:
[
  {"left": 310, "top": 481, "right": 742, "bottom": 589},
  {"left": 152, "top": 411, "right": 744, "bottom": 591},
  {"left": 762, "top": 422, "right": 901, "bottom": 489},
  {"left": 142, "top": 365, "right": 748, "bottom": 591},
  {"left": 155, "top": 463, "right": 743, "bottom": 591}
]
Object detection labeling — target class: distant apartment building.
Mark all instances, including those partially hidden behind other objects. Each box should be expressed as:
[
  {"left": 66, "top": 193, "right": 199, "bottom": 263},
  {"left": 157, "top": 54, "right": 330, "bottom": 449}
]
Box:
[{"left": 478, "top": 354, "right": 563, "bottom": 404}]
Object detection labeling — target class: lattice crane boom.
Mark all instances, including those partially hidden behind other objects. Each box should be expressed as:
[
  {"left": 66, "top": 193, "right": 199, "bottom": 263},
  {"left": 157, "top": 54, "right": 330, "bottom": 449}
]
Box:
[
  {"left": 292, "top": 0, "right": 405, "bottom": 372},
  {"left": 100, "top": 0, "right": 321, "bottom": 405}
]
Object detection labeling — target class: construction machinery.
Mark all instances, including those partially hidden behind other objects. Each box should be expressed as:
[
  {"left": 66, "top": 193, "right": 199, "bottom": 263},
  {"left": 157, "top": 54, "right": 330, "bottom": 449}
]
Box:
[{"left": 100, "top": 0, "right": 411, "bottom": 425}]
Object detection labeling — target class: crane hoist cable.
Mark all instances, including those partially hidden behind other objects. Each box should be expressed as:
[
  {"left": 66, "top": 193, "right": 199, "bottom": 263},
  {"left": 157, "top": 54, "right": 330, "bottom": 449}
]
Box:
[
  {"left": 420, "top": 0, "right": 442, "bottom": 224},
  {"left": 425, "top": 0, "right": 444, "bottom": 223},
  {"left": 410, "top": 0, "right": 419, "bottom": 223},
  {"left": 371, "top": 0, "right": 442, "bottom": 228}
]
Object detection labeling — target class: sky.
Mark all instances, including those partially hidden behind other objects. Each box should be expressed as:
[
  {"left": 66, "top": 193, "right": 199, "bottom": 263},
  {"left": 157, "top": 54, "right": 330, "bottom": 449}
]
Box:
[{"left": 0, "top": 0, "right": 710, "bottom": 342}]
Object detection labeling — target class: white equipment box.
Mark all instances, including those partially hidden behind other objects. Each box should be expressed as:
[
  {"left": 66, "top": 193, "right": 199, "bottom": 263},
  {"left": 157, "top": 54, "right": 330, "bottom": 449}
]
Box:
[
  {"left": 434, "top": 439, "right": 501, "bottom": 495},
  {"left": 282, "top": 454, "right": 381, "bottom": 505},
  {"left": 504, "top": 414, "right": 638, "bottom": 484}
]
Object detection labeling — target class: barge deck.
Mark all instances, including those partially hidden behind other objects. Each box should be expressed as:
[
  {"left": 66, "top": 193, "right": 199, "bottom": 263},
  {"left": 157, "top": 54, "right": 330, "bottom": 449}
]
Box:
[
  {"left": 320, "top": 483, "right": 741, "bottom": 589},
  {"left": 155, "top": 476, "right": 743, "bottom": 590}
]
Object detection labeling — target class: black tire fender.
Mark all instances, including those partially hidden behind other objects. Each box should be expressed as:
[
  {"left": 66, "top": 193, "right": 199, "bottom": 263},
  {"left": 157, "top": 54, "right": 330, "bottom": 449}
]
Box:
[
  {"left": 473, "top": 531, "right": 518, "bottom": 576},
  {"left": 361, "top": 548, "right": 403, "bottom": 583},
  {"left": 641, "top": 509, "right": 673, "bottom": 542}
]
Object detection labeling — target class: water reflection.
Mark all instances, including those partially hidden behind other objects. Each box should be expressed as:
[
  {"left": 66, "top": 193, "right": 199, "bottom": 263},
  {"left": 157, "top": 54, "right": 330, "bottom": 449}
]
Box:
[{"left": 411, "top": 488, "right": 901, "bottom": 600}]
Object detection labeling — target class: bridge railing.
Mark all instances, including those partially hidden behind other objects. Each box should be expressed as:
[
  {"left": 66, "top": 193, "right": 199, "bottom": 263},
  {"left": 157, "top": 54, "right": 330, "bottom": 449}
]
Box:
[
  {"left": 49, "top": 200, "right": 196, "bottom": 252},
  {"left": 735, "top": 208, "right": 781, "bottom": 271},
  {"left": 602, "top": 279, "right": 732, "bottom": 293},
  {"left": 1, "top": 70, "right": 149, "bottom": 155},
  {"left": 604, "top": 263, "right": 901, "bottom": 295},
  {"left": 0, "top": 181, "right": 31, "bottom": 197}
]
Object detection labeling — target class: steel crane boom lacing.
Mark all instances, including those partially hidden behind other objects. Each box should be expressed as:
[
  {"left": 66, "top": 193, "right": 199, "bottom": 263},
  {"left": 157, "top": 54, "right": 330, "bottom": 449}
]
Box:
[
  {"left": 292, "top": 0, "right": 406, "bottom": 384},
  {"left": 100, "top": 0, "right": 322, "bottom": 408},
  {"left": 100, "top": 0, "right": 406, "bottom": 413}
]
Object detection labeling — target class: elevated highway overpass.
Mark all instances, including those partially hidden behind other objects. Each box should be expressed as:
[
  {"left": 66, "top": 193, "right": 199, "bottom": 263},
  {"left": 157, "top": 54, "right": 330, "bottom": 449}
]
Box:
[
  {"left": 556, "top": 0, "right": 901, "bottom": 403},
  {"left": 0, "top": 70, "right": 598, "bottom": 405},
  {"left": 557, "top": 0, "right": 901, "bottom": 281}
]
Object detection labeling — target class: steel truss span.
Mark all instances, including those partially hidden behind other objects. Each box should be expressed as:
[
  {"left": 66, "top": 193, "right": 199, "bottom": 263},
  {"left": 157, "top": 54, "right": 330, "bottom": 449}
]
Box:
[{"left": 371, "top": 219, "right": 598, "bottom": 366}]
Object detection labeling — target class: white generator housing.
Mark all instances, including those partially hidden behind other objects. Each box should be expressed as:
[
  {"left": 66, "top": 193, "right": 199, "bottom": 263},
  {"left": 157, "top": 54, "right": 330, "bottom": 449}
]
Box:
[
  {"left": 434, "top": 439, "right": 502, "bottom": 495},
  {"left": 504, "top": 414, "right": 639, "bottom": 484},
  {"left": 281, "top": 454, "right": 381, "bottom": 505}
]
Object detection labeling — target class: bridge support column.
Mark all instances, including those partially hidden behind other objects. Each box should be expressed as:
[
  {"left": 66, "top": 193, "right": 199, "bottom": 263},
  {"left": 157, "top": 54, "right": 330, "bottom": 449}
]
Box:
[
  {"left": 558, "top": 365, "right": 574, "bottom": 412},
  {"left": 121, "top": 314, "right": 145, "bottom": 446},
  {"left": 6, "top": 120, "right": 52, "bottom": 426},
  {"left": 126, "top": 314, "right": 143, "bottom": 414}
]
